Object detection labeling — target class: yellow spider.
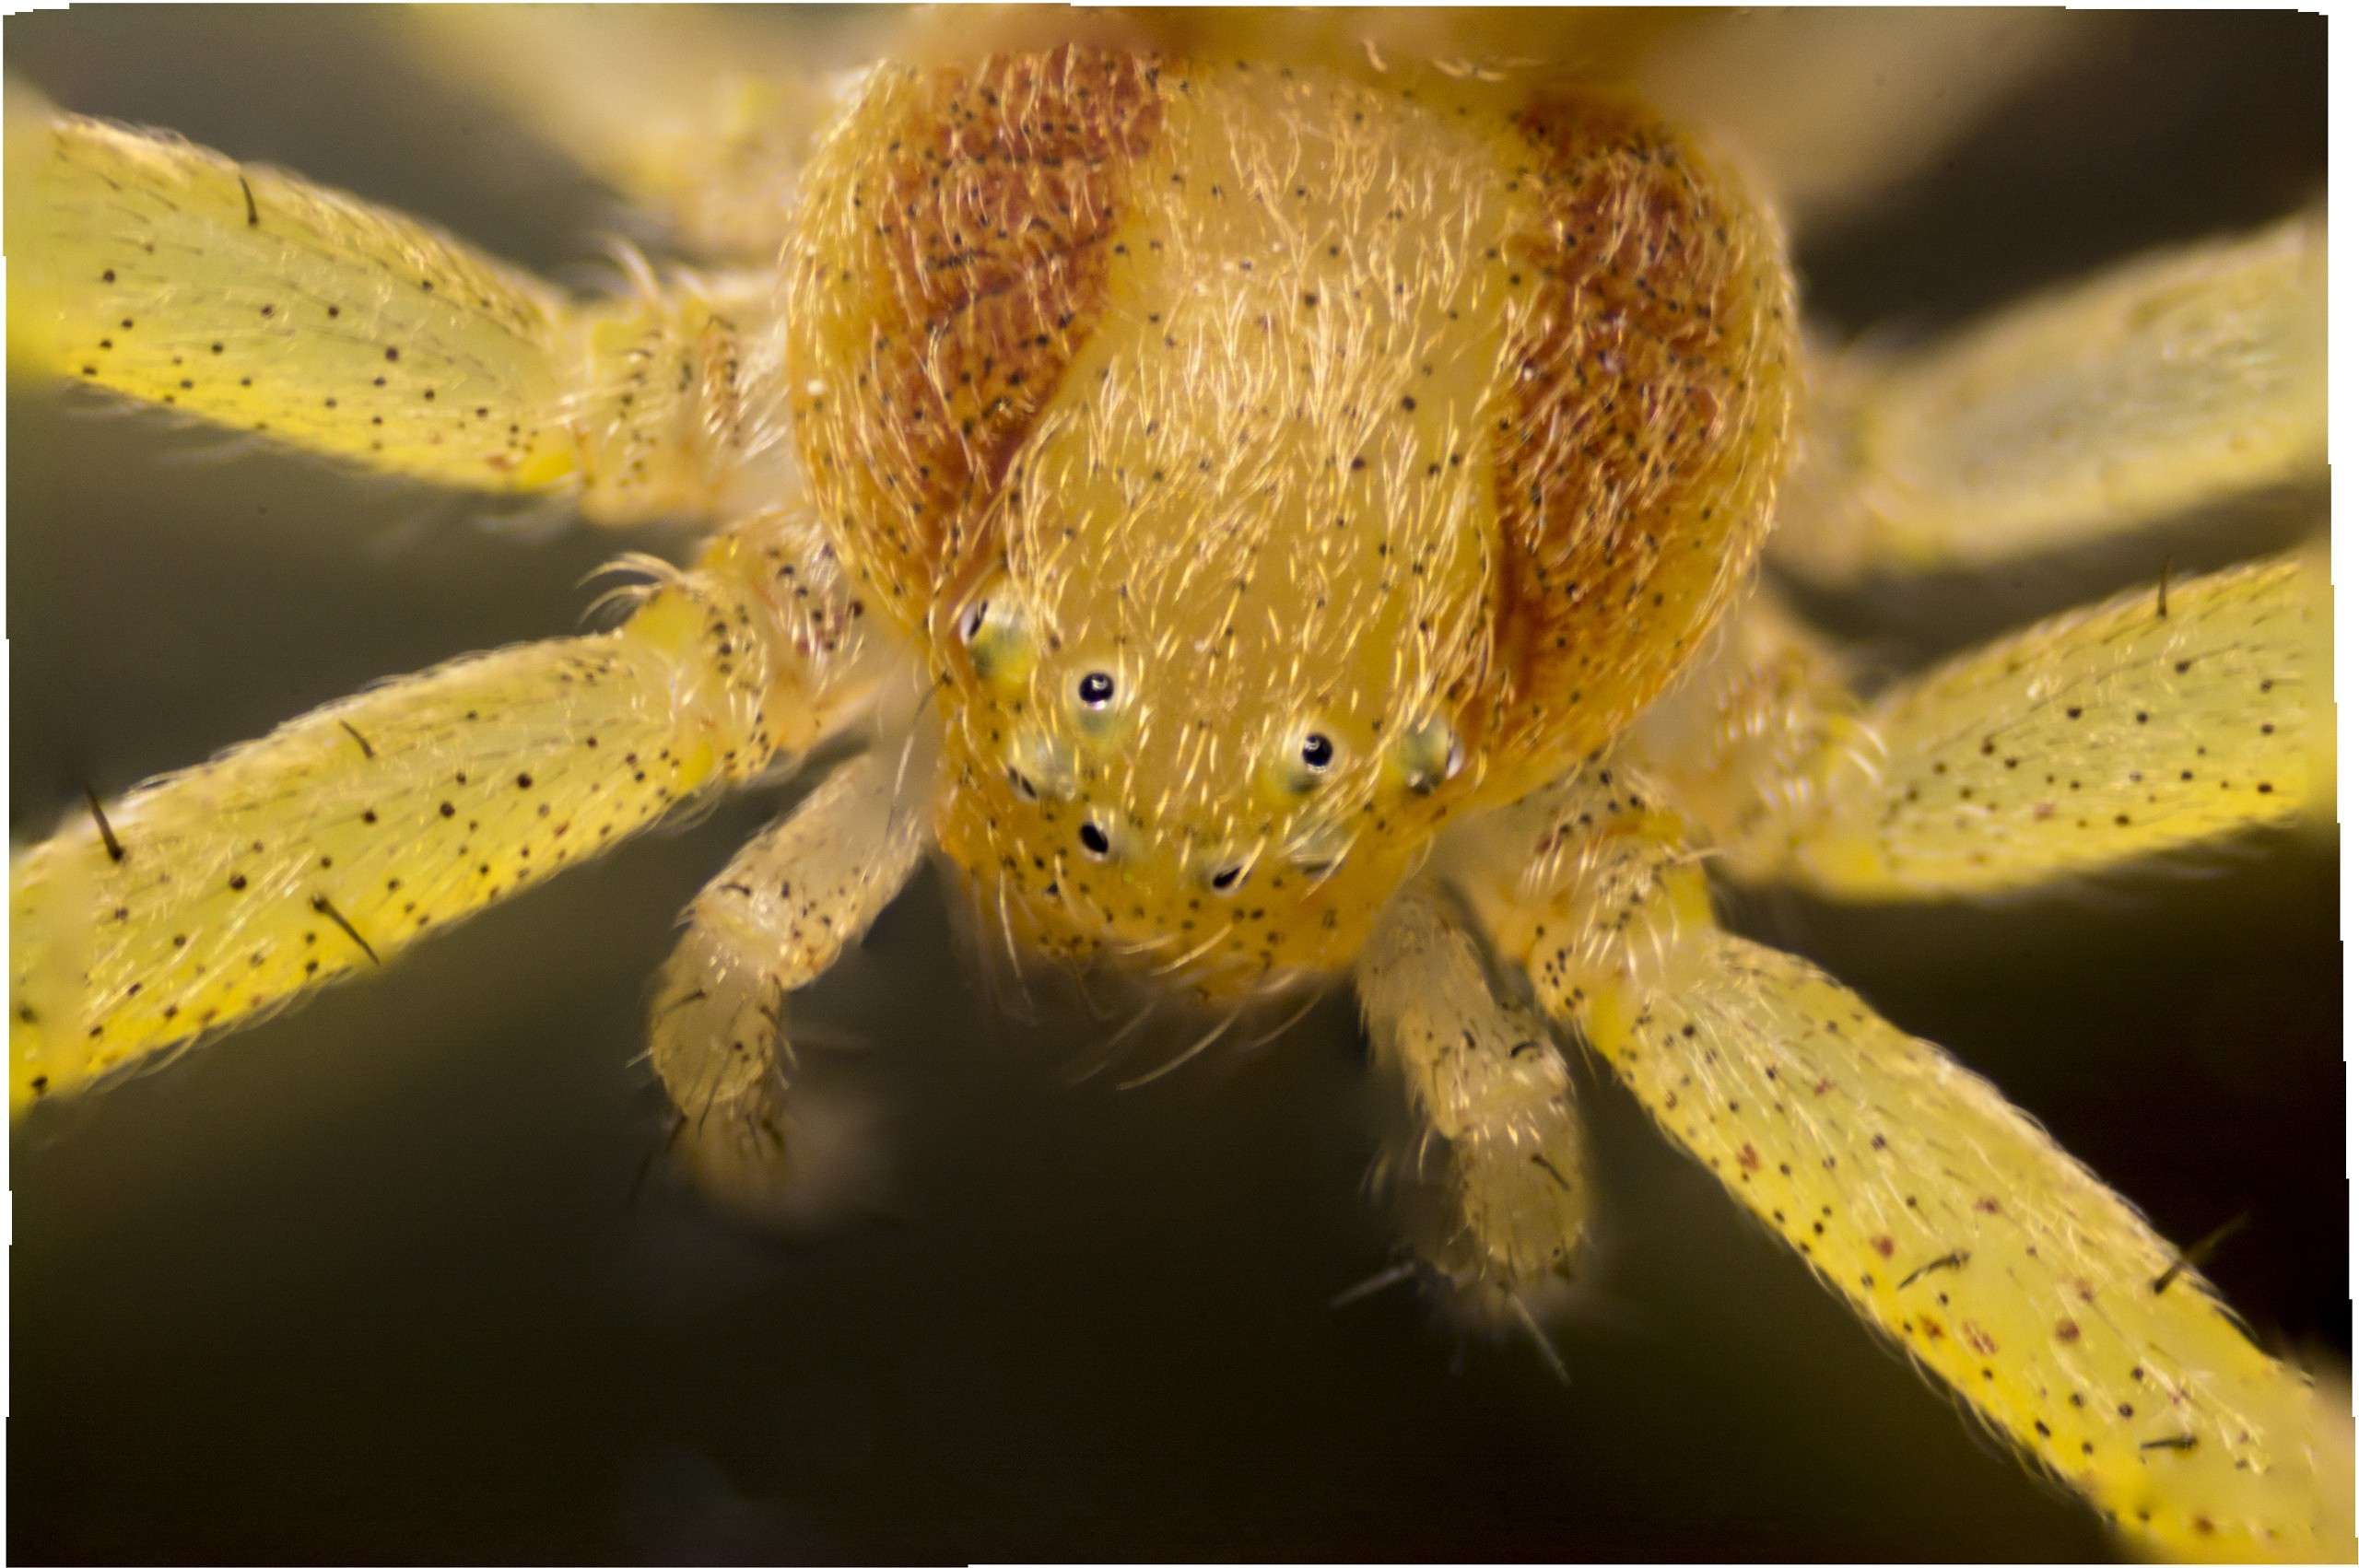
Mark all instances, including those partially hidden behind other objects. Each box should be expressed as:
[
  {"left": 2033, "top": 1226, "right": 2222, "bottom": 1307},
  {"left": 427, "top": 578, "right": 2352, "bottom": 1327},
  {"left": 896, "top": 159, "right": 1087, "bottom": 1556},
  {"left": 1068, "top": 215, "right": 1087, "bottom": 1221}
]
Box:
[{"left": 7, "top": 7, "right": 2343, "bottom": 1561}]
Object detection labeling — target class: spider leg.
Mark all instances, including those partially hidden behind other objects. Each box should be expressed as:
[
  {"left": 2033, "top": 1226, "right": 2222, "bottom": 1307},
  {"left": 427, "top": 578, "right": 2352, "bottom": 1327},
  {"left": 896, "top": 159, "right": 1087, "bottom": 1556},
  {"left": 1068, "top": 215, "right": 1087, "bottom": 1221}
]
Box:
[
  {"left": 9, "top": 510, "right": 879, "bottom": 1113},
  {"left": 393, "top": 6, "right": 886, "bottom": 263},
  {"left": 1354, "top": 883, "right": 1589, "bottom": 1327},
  {"left": 1773, "top": 205, "right": 2324, "bottom": 584},
  {"left": 7, "top": 94, "right": 793, "bottom": 524},
  {"left": 1462, "top": 771, "right": 2353, "bottom": 1562},
  {"left": 646, "top": 744, "right": 930, "bottom": 1223},
  {"left": 1631, "top": 9, "right": 2086, "bottom": 234},
  {"left": 1637, "top": 550, "right": 2330, "bottom": 897}
]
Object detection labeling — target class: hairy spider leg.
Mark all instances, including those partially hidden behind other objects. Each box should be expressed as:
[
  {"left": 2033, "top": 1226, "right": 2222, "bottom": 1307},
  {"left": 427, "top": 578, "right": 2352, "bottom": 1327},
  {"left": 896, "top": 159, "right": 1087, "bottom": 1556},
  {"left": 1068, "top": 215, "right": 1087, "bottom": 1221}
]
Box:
[
  {"left": 1355, "top": 883, "right": 1589, "bottom": 1327},
  {"left": 6, "top": 95, "right": 795, "bottom": 524},
  {"left": 1461, "top": 774, "right": 2353, "bottom": 1562},
  {"left": 9, "top": 511, "right": 877, "bottom": 1113},
  {"left": 1637, "top": 550, "right": 2330, "bottom": 895},
  {"left": 1773, "top": 206, "right": 2325, "bottom": 584},
  {"left": 647, "top": 744, "right": 931, "bottom": 1220}
]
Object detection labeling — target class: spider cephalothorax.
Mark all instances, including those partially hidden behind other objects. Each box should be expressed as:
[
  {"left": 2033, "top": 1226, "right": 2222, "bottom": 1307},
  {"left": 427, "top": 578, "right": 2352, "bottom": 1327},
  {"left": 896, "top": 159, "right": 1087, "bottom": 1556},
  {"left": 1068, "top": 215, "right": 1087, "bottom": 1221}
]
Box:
[
  {"left": 788, "top": 51, "right": 1793, "bottom": 990},
  {"left": 7, "top": 10, "right": 2342, "bottom": 1561}
]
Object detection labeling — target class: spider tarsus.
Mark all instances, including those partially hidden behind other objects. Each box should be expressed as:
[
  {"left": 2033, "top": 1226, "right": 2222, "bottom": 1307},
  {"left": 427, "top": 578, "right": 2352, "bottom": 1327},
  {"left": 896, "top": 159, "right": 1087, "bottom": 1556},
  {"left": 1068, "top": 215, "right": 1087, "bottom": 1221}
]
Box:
[{"left": 82, "top": 784, "right": 125, "bottom": 863}]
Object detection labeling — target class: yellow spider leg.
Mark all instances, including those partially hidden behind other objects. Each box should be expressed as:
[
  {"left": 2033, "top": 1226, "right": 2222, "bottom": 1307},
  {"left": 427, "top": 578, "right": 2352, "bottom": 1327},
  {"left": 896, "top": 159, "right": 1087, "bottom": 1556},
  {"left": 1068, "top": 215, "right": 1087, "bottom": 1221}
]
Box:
[
  {"left": 1774, "top": 205, "right": 2325, "bottom": 583},
  {"left": 6, "top": 95, "right": 791, "bottom": 523},
  {"left": 395, "top": 6, "right": 873, "bottom": 261},
  {"left": 648, "top": 744, "right": 930, "bottom": 1222},
  {"left": 1469, "top": 779, "right": 2354, "bottom": 1562},
  {"left": 1355, "top": 883, "right": 1589, "bottom": 1323},
  {"left": 1644, "top": 551, "right": 2330, "bottom": 896},
  {"left": 10, "top": 511, "right": 876, "bottom": 1113},
  {"left": 1632, "top": 9, "right": 2085, "bottom": 234}
]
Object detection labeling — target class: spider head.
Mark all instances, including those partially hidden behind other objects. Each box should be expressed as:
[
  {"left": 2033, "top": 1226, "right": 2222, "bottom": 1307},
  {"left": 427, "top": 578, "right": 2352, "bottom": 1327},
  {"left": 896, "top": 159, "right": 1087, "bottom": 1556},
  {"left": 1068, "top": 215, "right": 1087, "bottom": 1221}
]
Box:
[{"left": 927, "top": 404, "right": 1500, "bottom": 993}]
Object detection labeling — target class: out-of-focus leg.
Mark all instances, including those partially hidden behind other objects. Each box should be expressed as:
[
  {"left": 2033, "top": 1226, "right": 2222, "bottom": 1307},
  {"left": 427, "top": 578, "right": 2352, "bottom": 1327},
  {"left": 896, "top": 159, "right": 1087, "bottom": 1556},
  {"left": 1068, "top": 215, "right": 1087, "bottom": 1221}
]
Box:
[
  {"left": 1464, "top": 771, "right": 2354, "bottom": 1562},
  {"left": 1631, "top": 9, "right": 2088, "bottom": 234},
  {"left": 395, "top": 6, "right": 883, "bottom": 261},
  {"left": 1774, "top": 207, "right": 2325, "bottom": 584},
  {"left": 6, "top": 95, "right": 792, "bottom": 523},
  {"left": 10, "top": 510, "right": 877, "bottom": 1112},
  {"left": 646, "top": 745, "right": 930, "bottom": 1222},
  {"left": 1354, "top": 883, "right": 1589, "bottom": 1326},
  {"left": 1638, "top": 551, "right": 2330, "bottom": 896}
]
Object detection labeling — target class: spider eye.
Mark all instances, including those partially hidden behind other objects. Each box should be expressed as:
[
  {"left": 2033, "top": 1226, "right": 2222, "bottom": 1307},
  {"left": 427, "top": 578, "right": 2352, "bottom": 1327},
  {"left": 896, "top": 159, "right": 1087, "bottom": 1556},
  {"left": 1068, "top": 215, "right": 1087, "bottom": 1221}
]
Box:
[
  {"left": 1300, "top": 732, "right": 1334, "bottom": 770},
  {"left": 1397, "top": 717, "right": 1465, "bottom": 795},
  {"left": 1005, "top": 765, "right": 1040, "bottom": 802},
  {"left": 1077, "top": 821, "right": 1111, "bottom": 860},
  {"left": 957, "top": 578, "right": 1034, "bottom": 690},
  {"left": 1208, "top": 862, "right": 1247, "bottom": 895},
  {"left": 1077, "top": 671, "right": 1116, "bottom": 708}
]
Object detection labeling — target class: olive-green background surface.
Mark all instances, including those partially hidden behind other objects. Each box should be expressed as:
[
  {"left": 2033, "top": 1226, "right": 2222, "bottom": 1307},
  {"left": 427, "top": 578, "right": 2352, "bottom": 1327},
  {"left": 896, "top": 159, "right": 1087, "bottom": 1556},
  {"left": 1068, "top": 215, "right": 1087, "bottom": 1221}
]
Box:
[{"left": 9, "top": 9, "right": 2340, "bottom": 1562}]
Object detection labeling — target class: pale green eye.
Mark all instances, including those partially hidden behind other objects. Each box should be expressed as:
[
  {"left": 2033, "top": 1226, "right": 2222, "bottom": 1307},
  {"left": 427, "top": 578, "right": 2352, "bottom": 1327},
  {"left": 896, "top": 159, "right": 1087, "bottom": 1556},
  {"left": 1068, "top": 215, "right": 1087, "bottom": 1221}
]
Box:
[
  {"left": 1285, "top": 818, "right": 1351, "bottom": 880},
  {"left": 1005, "top": 727, "right": 1076, "bottom": 802},
  {"left": 1394, "top": 717, "right": 1464, "bottom": 795},
  {"left": 958, "top": 586, "right": 1034, "bottom": 691}
]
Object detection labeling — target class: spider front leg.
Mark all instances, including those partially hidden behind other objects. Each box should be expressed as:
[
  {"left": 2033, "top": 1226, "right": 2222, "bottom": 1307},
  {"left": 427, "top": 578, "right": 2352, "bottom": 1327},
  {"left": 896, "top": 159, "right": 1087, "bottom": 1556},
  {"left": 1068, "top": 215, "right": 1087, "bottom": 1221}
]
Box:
[
  {"left": 6, "top": 94, "right": 789, "bottom": 524},
  {"left": 1354, "top": 883, "right": 1589, "bottom": 1338},
  {"left": 1773, "top": 205, "right": 2324, "bottom": 584},
  {"left": 1463, "top": 775, "right": 2353, "bottom": 1562},
  {"left": 1637, "top": 550, "right": 2330, "bottom": 896},
  {"left": 10, "top": 511, "right": 875, "bottom": 1112},
  {"left": 647, "top": 744, "right": 930, "bottom": 1222}
]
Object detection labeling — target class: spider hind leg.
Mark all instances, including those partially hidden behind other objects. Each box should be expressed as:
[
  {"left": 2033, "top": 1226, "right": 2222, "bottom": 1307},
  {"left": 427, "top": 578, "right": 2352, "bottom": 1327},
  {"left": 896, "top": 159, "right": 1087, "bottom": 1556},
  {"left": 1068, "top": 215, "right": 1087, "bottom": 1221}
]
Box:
[{"left": 1774, "top": 205, "right": 2325, "bottom": 586}]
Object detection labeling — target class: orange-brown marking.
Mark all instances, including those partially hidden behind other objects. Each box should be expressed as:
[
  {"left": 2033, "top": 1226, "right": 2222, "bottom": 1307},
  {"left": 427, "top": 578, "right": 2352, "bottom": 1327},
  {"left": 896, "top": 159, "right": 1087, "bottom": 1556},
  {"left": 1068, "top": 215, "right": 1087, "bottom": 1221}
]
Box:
[
  {"left": 787, "top": 49, "right": 1166, "bottom": 634},
  {"left": 1485, "top": 92, "right": 1797, "bottom": 778}
]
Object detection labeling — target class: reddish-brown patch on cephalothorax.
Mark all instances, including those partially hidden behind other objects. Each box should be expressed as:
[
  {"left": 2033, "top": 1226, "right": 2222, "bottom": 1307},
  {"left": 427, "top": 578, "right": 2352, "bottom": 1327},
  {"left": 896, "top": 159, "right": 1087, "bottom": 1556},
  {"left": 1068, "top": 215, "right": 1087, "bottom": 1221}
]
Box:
[
  {"left": 785, "top": 48, "right": 1166, "bottom": 637},
  {"left": 1483, "top": 90, "right": 1798, "bottom": 785}
]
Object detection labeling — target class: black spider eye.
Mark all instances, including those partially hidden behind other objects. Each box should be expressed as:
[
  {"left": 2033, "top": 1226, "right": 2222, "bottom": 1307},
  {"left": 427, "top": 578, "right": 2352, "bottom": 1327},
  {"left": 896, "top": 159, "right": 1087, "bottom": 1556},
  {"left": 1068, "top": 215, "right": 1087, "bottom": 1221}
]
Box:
[
  {"left": 1209, "top": 863, "right": 1245, "bottom": 894},
  {"left": 1077, "top": 671, "right": 1116, "bottom": 708},
  {"left": 1078, "top": 821, "right": 1111, "bottom": 858},
  {"left": 961, "top": 600, "right": 989, "bottom": 641},
  {"left": 1299, "top": 732, "right": 1334, "bottom": 770},
  {"left": 1005, "top": 765, "right": 1039, "bottom": 801}
]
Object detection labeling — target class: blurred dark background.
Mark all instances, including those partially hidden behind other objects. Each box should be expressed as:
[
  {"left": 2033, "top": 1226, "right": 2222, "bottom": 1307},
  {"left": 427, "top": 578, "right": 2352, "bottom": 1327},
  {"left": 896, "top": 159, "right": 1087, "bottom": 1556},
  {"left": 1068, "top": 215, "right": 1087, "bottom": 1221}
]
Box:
[{"left": 8, "top": 9, "right": 2338, "bottom": 1562}]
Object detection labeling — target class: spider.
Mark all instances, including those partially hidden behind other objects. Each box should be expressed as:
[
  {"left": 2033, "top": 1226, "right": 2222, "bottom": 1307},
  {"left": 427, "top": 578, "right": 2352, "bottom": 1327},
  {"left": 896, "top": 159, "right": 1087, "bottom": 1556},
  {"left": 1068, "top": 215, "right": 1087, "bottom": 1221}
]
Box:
[{"left": 7, "top": 7, "right": 2343, "bottom": 1562}]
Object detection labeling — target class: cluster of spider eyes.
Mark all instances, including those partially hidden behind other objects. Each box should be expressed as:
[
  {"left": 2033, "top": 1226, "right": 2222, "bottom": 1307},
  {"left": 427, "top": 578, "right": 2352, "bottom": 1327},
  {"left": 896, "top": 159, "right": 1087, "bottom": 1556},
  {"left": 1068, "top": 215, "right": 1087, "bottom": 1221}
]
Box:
[
  {"left": 1060, "top": 666, "right": 1339, "bottom": 892},
  {"left": 961, "top": 590, "right": 1459, "bottom": 894}
]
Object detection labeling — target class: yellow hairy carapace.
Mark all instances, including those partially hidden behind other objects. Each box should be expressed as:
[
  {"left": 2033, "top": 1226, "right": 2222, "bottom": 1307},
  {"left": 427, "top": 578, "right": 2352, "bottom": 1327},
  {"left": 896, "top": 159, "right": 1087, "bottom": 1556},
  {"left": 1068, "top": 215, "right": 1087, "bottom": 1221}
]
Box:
[
  {"left": 785, "top": 52, "right": 1794, "bottom": 989},
  {"left": 7, "top": 11, "right": 2341, "bottom": 1561}
]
